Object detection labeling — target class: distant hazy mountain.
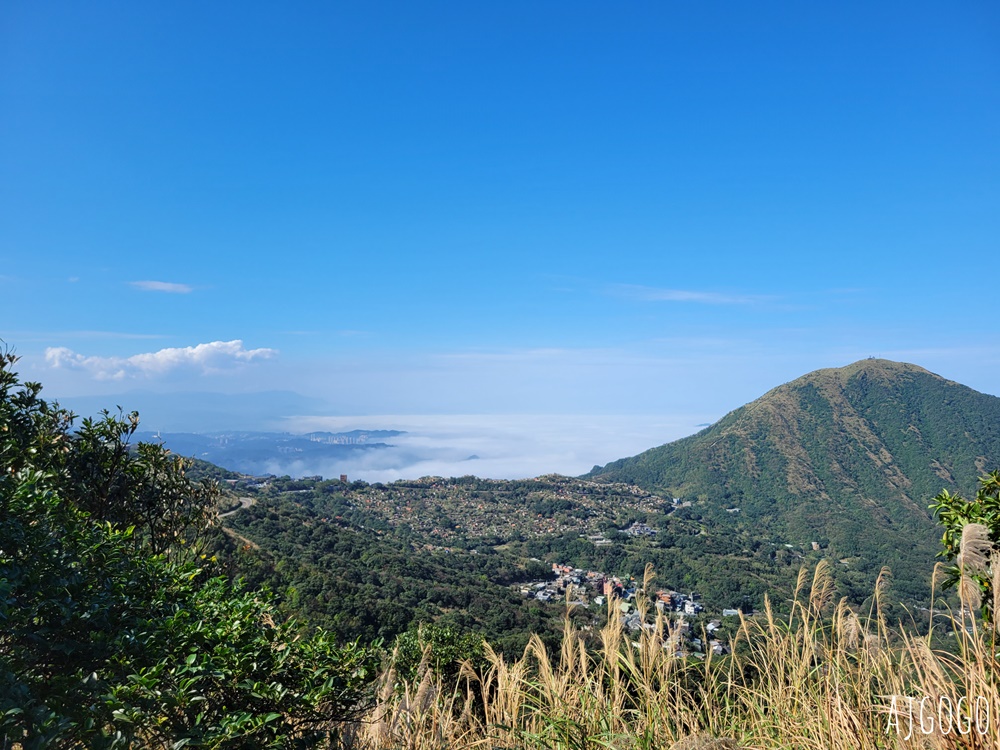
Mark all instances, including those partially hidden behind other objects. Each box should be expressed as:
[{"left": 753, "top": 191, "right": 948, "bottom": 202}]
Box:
[
  {"left": 55, "top": 390, "right": 331, "bottom": 432},
  {"left": 587, "top": 359, "right": 1000, "bottom": 600},
  {"left": 136, "top": 430, "right": 405, "bottom": 477}
]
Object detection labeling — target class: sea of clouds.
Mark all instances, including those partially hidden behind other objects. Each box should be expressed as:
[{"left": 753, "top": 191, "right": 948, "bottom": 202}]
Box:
[{"left": 262, "top": 413, "right": 715, "bottom": 482}]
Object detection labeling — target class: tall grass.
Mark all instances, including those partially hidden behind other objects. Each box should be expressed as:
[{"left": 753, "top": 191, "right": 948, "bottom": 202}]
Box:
[{"left": 346, "top": 562, "right": 1000, "bottom": 749}]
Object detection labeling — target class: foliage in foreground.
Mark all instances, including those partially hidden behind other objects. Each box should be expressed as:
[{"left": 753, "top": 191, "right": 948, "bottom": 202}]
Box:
[
  {"left": 0, "top": 351, "right": 379, "bottom": 748},
  {"left": 931, "top": 469, "right": 1000, "bottom": 623},
  {"left": 356, "top": 561, "right": 1000, "bottom": 749}
]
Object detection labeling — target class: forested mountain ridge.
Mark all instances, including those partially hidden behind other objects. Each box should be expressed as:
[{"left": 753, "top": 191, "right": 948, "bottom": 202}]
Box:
[{"left": 586, "top": 358, "right": 1000, "bottom": 600}]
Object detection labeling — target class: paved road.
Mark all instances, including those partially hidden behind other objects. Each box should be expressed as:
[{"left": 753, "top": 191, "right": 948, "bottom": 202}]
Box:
[{"left": 219, "top": 496, "right": 256, "bottom": 518}]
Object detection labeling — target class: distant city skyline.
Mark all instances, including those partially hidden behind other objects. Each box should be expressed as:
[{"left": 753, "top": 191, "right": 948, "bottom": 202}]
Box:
[{"left": 3, "top": 2, "right": 999, "bottom": 465}]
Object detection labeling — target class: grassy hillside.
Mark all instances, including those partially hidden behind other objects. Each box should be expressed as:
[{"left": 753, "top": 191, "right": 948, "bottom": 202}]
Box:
[{"left": 587, "top": 359, "right": 1000, "bottom": 602}]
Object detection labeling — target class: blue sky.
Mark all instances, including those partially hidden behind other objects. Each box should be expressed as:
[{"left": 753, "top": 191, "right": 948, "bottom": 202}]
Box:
[{"left": 2, "top": 2, "right": 999, "bottom": 472}]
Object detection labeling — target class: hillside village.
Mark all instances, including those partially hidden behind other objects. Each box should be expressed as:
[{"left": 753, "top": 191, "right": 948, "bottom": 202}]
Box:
[
  {"left": 211, "top": 470, "right": 754, "bottom": 645},
  {"left": 218, "top": 471, "right": 675, "bottom": 542},
  {"left": 519, "top": 562, "right": 745, "bottom": 657},
  {"left": 342, "top": 475, "right": 669, "bottom": 540},
  {"left": 207, "top": 465, "right": 837, "bottom": 630}
]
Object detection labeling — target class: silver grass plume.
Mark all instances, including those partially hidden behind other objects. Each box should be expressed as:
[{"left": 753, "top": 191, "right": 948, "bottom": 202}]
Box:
[
  {"left": 809, "top": 559, "right": 834, "bottom": 614},
  {"left": 872, "top": 565, "right": 892, "bottom": 617},
  {"left": 959, "top": 573, "right": 983, "bottom": 613},
  {"left": 956, "top": 523, "right": 992, "bottom": 576},
  {"left": 993, "top": 550, "right": 1000, "bottom": 629},
  {"left": 874, "top": 566, "right": 892, "bottom": 599},
  {"left": 835, "top": 598, "right": 860, "bottom": 652},
  {"left": 957, "top": 525, "right": 990, "bottom": 616}
]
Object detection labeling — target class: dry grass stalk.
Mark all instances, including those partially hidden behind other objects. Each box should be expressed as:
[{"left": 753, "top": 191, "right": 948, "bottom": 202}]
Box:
[
  {"left": 957, "top": 524, "right": 991, "bottom": 576},
  {"left": 344, "top": 564, "right": 1000, "bottom": 750}
]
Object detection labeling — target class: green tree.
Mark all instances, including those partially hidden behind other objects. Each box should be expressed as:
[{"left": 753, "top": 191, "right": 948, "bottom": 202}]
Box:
[
  {"left": 390, "top": 623, "right": 485, "bottom": 685},
  {"left": 61, "top": 408, "right": 218, "bottom": 555},
  {"left": 0, "top": 351, "right": 379, "bottom": 747},
  {"left": 0, "top": 348, "right": 73, "bottom": 475},
  {"left": 930, "top": 470, "right": 1000, "bottom": 620}
]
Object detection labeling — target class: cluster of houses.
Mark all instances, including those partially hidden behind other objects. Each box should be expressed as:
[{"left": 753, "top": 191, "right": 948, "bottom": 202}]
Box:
[
  {"left": 622, "top": 521, "right": 658, "bottom": 537},
  {"left": 224, "top": 475, "right": 274, "bottom": 491},
  {"left": 579, "top": 520, "right": 660, "bottom": 547},
  {"left": 519, "top": 563, "right": 745, "bottom": 657}
]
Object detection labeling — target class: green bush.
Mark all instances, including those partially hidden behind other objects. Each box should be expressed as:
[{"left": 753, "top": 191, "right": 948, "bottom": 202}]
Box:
[{"left": 0, "top": 351, "right": 379, "bottom": 747}]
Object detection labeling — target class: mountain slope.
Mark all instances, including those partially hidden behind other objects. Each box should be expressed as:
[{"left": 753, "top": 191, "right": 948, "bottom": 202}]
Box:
[{"left": 587, "top": 359, "right": 1000, "bottom": 601}]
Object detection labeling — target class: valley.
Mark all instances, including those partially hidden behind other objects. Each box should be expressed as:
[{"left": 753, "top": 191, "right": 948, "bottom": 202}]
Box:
[{"left": 203, "top": 359, "right": 1000, "bottom": 652}]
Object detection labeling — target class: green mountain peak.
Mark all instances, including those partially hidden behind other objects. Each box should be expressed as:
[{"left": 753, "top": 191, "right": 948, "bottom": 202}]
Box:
[{"left": 587, "top": 359, "right": 1000, "bottom": 601}]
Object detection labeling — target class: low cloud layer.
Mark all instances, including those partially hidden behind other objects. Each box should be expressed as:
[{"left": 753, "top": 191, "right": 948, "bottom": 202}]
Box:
[
  {"left": 45, "top": 340, "right": 276, "bottom": 380},
  {"left": 264, "top": 413, "right": 713, "bottom": 482}
]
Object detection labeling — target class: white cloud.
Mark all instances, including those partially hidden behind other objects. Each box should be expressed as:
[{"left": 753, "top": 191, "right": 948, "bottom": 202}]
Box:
[
  {"left": 611, "top": 284, "right": 769, "bottom": 305},
  {"left": 45, "top": 340, "right": 277, "bottom": 380},
  {"left": 129, "top": 280, "right": 193, "bottom": 294},
  {"left": 268, "top": 413, "right": 711, "bottom": 481}
]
